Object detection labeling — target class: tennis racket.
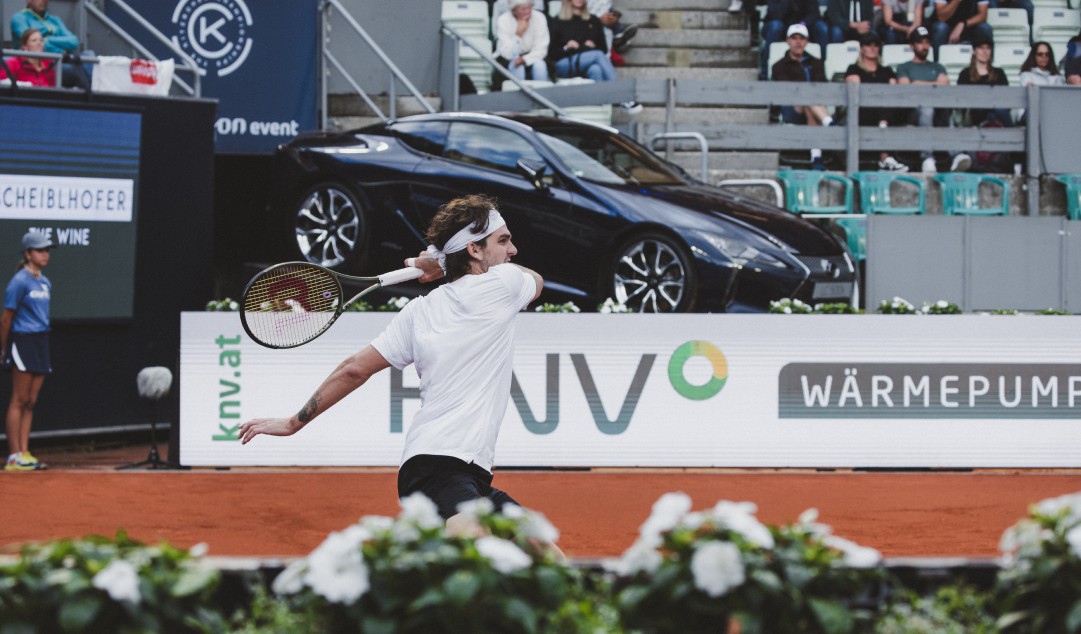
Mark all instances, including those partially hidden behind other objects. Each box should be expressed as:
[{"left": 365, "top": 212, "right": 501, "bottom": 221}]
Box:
[{"left": 240, "top": 262, "right": 423, "bottom": 349}]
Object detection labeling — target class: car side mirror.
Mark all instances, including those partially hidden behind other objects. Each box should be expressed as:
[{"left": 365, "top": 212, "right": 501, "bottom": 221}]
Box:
[{"left": 517, "top": 158, "right": 550, "bottom": 191}]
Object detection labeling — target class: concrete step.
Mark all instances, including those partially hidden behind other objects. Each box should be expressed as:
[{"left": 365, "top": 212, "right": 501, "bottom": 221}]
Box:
[
  {"left": 617, "top": 66, "right": 759, "bottom": 81},
  {"left": 621, "top": 9, "right": 745, "bottom": 30},
  {"left": 619, "top": 0, "right": 735, "bottom": 10},
  {"left": 612, "top": 105, "right": 769, "bottom": 126},
  {"left": 330, "top": 116, "right": 384, "bottom": 131},
  {"left": 328, "top": 94, "right": 441, "bottom": 118},
  {"left": 621, "top": 46, "right": 755, "bottom": 68},
  {"left": 631, "top": 27, "right": 750, "bottom": 49},
  {"left": 662, "top": 150, "right": 781, "bottom": 173}
]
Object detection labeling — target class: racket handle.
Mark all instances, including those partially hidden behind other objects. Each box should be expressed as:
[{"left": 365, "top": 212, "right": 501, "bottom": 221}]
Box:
[{"left": 379, "top": 266, "right": 424, "bottom": 286}]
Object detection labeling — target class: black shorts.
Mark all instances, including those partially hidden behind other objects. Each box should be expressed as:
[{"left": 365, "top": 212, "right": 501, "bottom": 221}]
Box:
[
  {"left": 398, "top": 454, "right": 519, "bottom": 520},
  {"left": 4, "top": 331, "right": 52, "bottom": 374}
]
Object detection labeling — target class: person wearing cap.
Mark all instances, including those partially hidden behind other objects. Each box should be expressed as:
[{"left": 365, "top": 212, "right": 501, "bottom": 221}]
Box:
[
  {"left": 2, "top": 231, "right": 54, "bottom": 471},
  {"left": 494, "top": 0, "right": 551, "bottom": 87},
  {"left": 896, "top": 26, "right": 971, "bottom": 173},
  {"left": 772, "top": 23, "right": 836, "bottom": 170},
  {"left": 929, "top": 0, "right": 991, "bottom": 59},
  {"left": 759, "top": 0, "right": 826, "bottom": 80},
  {"left": 845, "top": 32, "right": 909, "bottom": 171},
  {"left": 823, "top": 0, "right": 875, "bottom": 45},
  {"left": 879, "top": 0, "right": 926, "bottom": 44}
]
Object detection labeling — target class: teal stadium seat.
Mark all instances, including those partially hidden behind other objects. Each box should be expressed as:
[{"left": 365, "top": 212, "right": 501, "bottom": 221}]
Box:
[
  {"left": 777, "top": 170, "right": 865, "bottom": 259},
  {"left": 852, "top": 171, "right": 926, "bottom": 215},
  {"left": 934, "top": 173, "right": 1011, "bottom": 215},
  {"left": 1055, "top": 174, "right": 1081, "bottom": 220}
]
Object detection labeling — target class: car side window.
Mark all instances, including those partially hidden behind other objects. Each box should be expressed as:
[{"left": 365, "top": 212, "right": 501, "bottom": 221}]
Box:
[
  {"left": 392, "top": 121, "right": 448, "bottom": 156},
  {"left": 444, "top": 122, "right": 545, "bottom": 175}
]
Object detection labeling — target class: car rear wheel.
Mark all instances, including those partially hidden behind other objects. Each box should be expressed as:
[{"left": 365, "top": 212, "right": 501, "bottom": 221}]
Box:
[
  {"left": 294, "top": 183, "right": 366, "bottom": 269},
  {"left": 610, "top": 233, "right": 697, "bottom": 313}
]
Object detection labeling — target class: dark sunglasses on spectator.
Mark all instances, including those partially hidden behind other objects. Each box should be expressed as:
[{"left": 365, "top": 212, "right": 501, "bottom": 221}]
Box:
[{"left": 1035, "top": 51, "right": 1050, "bottom": 56}]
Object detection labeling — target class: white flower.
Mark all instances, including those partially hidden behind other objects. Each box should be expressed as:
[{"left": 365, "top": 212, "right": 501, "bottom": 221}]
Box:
[
  {"left": 359, "top": 515, "right": 395, "bottom": 535},
  {"left": 783, "top": 306, "right": 792, "bottom": 314},
  {"left": 503, "top": 505, "right": 560, "bottom": 543},
  {"left": 690, "top": 541, "right": 745, "bottom": 597},
  {"left": 999, "top": 520, "right": 1050, "bottom": 566},
  {"left": 710, "top": 501, "right": 775, "bottom": 549},
  {"left": 936, "top": 300, "right": 948, "bottom": 308},
  {"left": 824, "top": 535, "right": 881, "bottom": 568},
  {"left": 640, "top": 492, "right": 693, "bottom": 542},
  {"left": 455, "top": 497, "right": 495, "bottom": 519},
  {"left": 188, "top": 542, "right": 209, "bottom": 558},
  {"left": 304, "top": 525, "right": 371, "bottom": 604},
  {"left": 1066, "top": 525, "right": 1081, "bottom": 559},
  {"left": 272, "top": 559, "right": 307, "bottom": 595},
  {"left": 92, "top": 559, "right": 142, "bottom": 604},
  {"left": 400, "top": 492, "right": 444, "bottom": 530},
  {"left": 476, "top": 536, "right": 531, "bottom": 574},
  {"left": 1034, "top": 492, "right": 1081, "bottom": 522},
  {"left": 607, "top": 540, "right": 663, "bottom": 576}
]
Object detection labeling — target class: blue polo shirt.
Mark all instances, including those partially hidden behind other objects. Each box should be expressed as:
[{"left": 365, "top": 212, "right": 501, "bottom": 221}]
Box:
[{"left": 5, "top": 269, "right": 51, "bottom": 333}]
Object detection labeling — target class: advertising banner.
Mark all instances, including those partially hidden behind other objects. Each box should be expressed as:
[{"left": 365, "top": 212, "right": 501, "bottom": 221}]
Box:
[
  {"left": 107, "top": 0, "right": 319, "bottom": 154},
  {"left": 180, "top": 313, "right": 1081, "bottom": 468}
]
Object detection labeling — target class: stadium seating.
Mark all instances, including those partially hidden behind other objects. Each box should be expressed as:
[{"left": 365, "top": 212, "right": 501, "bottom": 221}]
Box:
[
  {"left": 443, "top": 0, "right": 494, "bottom": 92},
  {"left": 934, "top": 173, "right": 1010, "bottom": 215},
  {"left": 987, "top": 8, "right": 1032, "bottom": 48},
  {"left": 881, "top": 43, "right": 915, "bottom": 68},
  {"left": 852, "top": 171, "right": 927, "bottom": 214},
  {"left": 553, "top": 77, "right": 614, "bottom": 126},
  {"left": 1055, "top": 174, "right": 1081, "bottom": 220},
  {"left": 768, "top": 41, "right": 822, "bottom": 79},
  {"left": 1033, "top": 7, "right": 1081, "bottom": 59},
  {"left": 995, "top": 45, "right": 1031, "bottom": 85},
  {"left": 936, "top": 44, "right": 973, "bottom": 81},
  {"left": 1031, "top": 0, "right": 1069, "bottom": 9},
  {"left": 825, "top": 41, "right": 860, "bottom": 81},
  {"left": 777, "top": 169, "right": 864, "bottom": 259}
]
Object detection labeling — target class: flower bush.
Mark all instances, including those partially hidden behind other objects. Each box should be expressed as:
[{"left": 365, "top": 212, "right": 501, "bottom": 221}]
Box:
[
  {"left": 1035, "top": 308, "right": 1072, "bottom": 315},
  {"left": 769, "top": 298, "right": 814, "bottom": 314},
  {"left": 0, "top": 532, "right": 225, "bottom": 633},
  {"left": 205, "top": 298, "right": 239, "bottom": 311},
  {"left": 534, "top": 301, "right": 581, "bottom": 313},
  {"left": 921, "top": 300, "right": 962, "bottom": 315},
  {"left": 268, "top": 494, "right": 614, "bottom": 633},
  {"left": 378, "top": 296, "right": 413, "bottom": 312},
  {"left": 815, "top": 302, "right": 859, "bottom": 314},
  {"left": 994, "top": 491, "right": 1081, "bottom": 633},
  {"left": 875, "top": 584, "right": 997, "bottom": 633},
  {"left": 876, "top": 297, "right": 918, "bottom": 314},
  {"left": 607, "top": 494, "right": 886, "bottom": 633},
  {"left": 598, "top": 297, "right": 631, "bottom": 313}
]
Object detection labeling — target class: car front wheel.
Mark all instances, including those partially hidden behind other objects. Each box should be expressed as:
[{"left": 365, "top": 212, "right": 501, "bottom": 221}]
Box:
[
  {"left": 294, "top": 183, "right": 366, "bottom": 269},
  {"left": 610, "top": 233, "right": 697, "bottom": 313}
]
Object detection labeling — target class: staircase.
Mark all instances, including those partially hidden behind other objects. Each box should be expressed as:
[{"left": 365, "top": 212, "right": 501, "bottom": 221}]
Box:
[{"left": 611, "top": 0, "right": 780, "bottom": 183}]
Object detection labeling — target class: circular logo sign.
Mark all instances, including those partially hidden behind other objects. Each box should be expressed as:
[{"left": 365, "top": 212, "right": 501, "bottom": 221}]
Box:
[
  {"left": 668, "top": 340, "right": 728, "bottom": 400},
  {"left": 171, "top": 0, "right": 253, "bottom": 78}
]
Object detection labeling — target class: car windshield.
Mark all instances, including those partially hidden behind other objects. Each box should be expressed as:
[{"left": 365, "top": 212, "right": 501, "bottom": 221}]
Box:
[{"left": 535, "top": 127, "right": 687, "bottom": 186}]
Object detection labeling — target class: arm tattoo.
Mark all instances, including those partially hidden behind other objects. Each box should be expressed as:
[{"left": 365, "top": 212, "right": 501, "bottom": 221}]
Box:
[{"left": 297, "top": 395, "right": 320, "bottom": 424}]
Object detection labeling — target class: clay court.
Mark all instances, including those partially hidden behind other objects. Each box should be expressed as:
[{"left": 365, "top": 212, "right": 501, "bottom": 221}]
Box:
[{"left": 3, "top": 443, "right": 1080, "bottom": 561}]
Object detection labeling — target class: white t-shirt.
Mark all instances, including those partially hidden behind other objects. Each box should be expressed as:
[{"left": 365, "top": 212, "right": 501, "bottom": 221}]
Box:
[
  {"left": 494, "top": 8, "right": 551, "bottom": 66},
  {"left": 371, "top": 264, "right": 536, "bottom": 472}
]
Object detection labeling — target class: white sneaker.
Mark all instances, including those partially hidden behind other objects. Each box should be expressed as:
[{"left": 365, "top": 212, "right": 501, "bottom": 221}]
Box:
[
  {"left": 879, "top": 156, "right": 908, "bottom": 172},
  {"left": 950, "top": 153, "right": 972, "bottom": 172},
  {"left": 620, "top": 101, "right": 644, "bottom": 115},
  {"left": 729, "top": 0, "right": 743, "bottom": 12},
  {"left": 921, "top": 157, "right": 937, "bottom": 174}
]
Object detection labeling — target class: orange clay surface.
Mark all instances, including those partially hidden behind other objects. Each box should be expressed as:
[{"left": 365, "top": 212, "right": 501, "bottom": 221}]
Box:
[{"left": 2, "top": 443, "right": 1080, "bottom": 560}]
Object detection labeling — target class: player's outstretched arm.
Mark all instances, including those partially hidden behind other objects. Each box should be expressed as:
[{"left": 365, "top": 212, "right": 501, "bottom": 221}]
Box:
[{"left": 239, "top": 345, "right": 392, "bottom": 444}]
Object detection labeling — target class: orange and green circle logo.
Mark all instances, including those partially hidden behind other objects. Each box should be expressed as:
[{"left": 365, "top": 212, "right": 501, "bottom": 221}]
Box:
[{"left": 668, "top": 340, "right": 728, "bottom": 400}]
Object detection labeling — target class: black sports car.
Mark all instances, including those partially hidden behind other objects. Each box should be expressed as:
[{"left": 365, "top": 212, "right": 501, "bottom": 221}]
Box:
[{"left": 271, "top": 112, "right": 857, "bottom": 312}]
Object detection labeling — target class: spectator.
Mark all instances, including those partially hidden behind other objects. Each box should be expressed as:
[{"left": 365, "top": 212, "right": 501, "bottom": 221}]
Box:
[
  {"left": 956, "top": 32, "right": 1011, "bottom": 127},
  {"left": 880, "top": 0, "right": 926, "bottom": 44},
  {"left": 845, "top": 32, "right": 908, "bottom": 171},
  {"left": 10, "top": 0, "right": 90, "bottom": 89},
  {"left": 760, "top": 0, "right": 826, "bottom": 79},
  {"left": 1018, "top": 41, "right": 1063, "bottom": 87},
  {"left": 494, "top": 0, "right": 551, "bottom": 86},
  {"left": 0, "top": 28, "right": 56, "bottom": 87},
  {"left": 929, "top": 0, "right": 991, "bottom": 58},
  {"left": 587, "top": 0, "right": 639, "bottom": 53},
  {"left": 896, "top": 26, "right": 971, "bottom": 173},
  {"left": 772, "top": 23, "right": 836, "bottom": 170},
  {"left": 824, "top": 0, "right": 875, "bottom": 44},
  {"left": 1068, "top": 58, "right": 1081, "bottom": 84},
  {"left": 548, "top": 0, "right": 641, "bottom": 112}
]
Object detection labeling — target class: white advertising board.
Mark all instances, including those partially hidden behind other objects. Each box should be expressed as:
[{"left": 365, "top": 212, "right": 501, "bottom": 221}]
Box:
[{"left": 180, "top": 313, "right": 1081, "bottom": 468}]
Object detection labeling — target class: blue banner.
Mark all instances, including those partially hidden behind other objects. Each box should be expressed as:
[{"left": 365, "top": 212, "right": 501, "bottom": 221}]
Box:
[{"left": 108, "top": 0, "right": 319, "bottom": 154}]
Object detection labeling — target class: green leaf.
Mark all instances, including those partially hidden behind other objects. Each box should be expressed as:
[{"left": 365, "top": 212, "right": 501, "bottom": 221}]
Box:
[
  {"left": 1067, "top": 598, "right": 1081, "bottom": 633},
  {"left": 809, "top": 597, "right": 853, "bottom": 634},
  {"left": 58, "top": 594, "right": 103, "bottom": 631},
  {"left": 443, "top": 570, "right": 482, "bottom": 606},
  {"left": 409, "top": 587, "right": 446, "bottom": 611},
  {"left": 361, "top": 616, "right": 398, "bottom": 634},
  {"left": 171, "top": 567, "right": 217, "bottom": 598},
  {"left": 503, "top": 597, "right": 539, "bottom": 634},
  {"left": 996, "top": 609, "right": 1033, "bottom": 630},
  {"left": 0, "top": 622, "right": 38, "bottom": 634}
]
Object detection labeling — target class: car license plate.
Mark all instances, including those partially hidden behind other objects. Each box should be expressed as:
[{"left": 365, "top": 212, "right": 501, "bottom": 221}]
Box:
[{"left": 812, "top": 282, "right": 852, "bottom": 300}]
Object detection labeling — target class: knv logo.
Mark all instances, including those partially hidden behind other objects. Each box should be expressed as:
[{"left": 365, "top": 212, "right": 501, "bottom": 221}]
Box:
[
  {"left": 668, "top": 340, "right": 728, "bottom": 400},
  {"left": 171, "top": 0, "right": 253, "bottom": 77}
]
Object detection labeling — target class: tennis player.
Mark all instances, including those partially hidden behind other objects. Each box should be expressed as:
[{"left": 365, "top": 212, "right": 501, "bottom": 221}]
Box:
[{"left": 239, "top": 194, "right": 543, "bottom": 537}]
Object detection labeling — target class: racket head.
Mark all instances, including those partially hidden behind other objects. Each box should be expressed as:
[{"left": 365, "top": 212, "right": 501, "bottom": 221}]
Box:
[{"left": 240, "top": 262, "right": 345, "bottom": 348}]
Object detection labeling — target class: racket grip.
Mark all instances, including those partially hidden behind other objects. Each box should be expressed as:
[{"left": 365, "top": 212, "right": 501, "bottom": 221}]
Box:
[{"left": 379, "top": 267, "right": 424, "bottom": 286}]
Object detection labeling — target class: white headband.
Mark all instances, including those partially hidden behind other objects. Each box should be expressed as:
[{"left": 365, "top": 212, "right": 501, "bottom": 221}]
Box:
[{"left": 422, "top": 209, "right": 506, "bottom": 273}]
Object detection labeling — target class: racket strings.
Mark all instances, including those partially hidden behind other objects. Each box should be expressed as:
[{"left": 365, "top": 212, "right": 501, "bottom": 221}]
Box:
[{"left": 242, "top": 263, "right": 342, "bottom": 347}]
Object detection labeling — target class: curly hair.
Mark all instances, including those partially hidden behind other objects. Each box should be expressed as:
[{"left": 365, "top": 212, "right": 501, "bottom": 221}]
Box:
[{"left": 426, "top": 194, "right": 499, "bottom": 280}]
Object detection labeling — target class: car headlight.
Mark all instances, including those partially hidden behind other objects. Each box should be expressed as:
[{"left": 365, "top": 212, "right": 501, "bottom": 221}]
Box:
[{"left": 693, "top": 231, "right": 789, "bottom": 270}]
